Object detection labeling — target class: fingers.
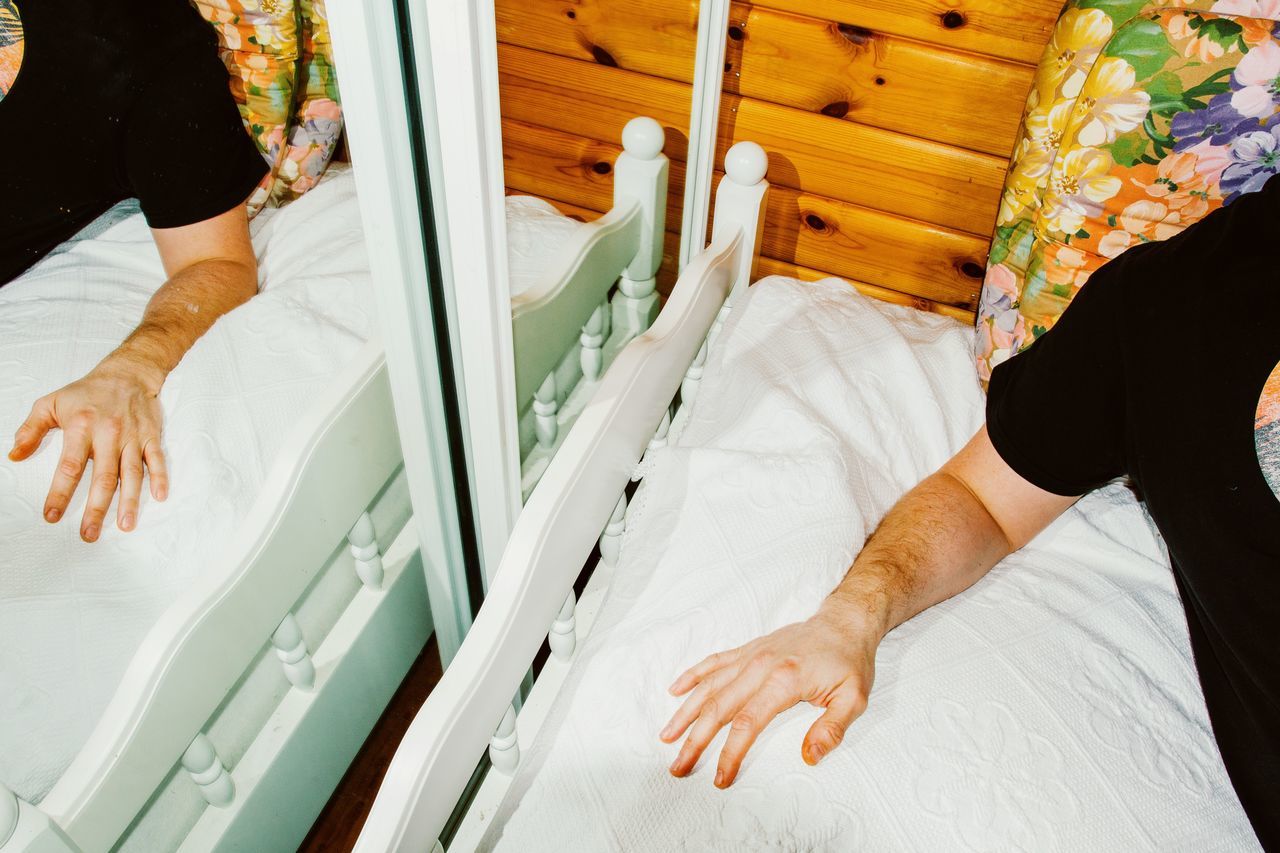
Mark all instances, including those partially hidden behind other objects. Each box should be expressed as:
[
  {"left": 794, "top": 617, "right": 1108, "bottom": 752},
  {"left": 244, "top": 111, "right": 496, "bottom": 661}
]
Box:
[
  {"left": 81, "top": 428, "right": 122, "bottom": 543},
  {"left": 143, "top": 439, "right": 168, "bottom": 502},
  {"left": 43, "top": 426, "right": 91, "bottom": 524},
  {"left": 660, "top": 666, "right": 737, "bottom": 744},
  {"left": 715, "top": 687, "right": 797, "bottom": 788},
  {"left": 669, "top": 649, "right": 738, "bottom": 697},
  {"left": 801, "top": 686, "right": 868, "bottom": 767},
  {"left": 9, "top": 397, "right": 56, "bottom": 462},
  {"left": 117, "top": 443, "right": 144, "bottom": 532},
  {"left": 668, "top": 653, "right": 777, "bottom": 779}
]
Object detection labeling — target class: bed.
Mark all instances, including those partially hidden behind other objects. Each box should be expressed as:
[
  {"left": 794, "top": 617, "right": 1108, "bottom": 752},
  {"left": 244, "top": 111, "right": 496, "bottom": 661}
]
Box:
[
  {"left": 0, "top": 116, "right": 669, "bottom": 853},
  {"left": 349, "top": 140, "right": 1261, "bottom": 851}
]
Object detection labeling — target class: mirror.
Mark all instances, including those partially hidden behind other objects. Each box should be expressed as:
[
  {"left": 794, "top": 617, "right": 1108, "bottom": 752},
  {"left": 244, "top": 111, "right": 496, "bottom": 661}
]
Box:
[{"left": 493, "top": 0, "right": 700, "bottom": 499}]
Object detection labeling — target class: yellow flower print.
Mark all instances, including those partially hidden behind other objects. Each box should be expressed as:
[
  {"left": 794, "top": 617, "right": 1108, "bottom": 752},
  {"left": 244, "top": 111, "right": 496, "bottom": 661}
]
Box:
[
  {"left": 1074, "top": 57, "right": 1152, "bottom": 147},
  {"left": 1040, "top": 8, "right": 1115, "bottom": 100},
  {"left": 1021, "top": 101, "right": 1076, "bottom": 181},
  {"left": 1041, "top": 147, "right": 1123, "bottom": 236}
]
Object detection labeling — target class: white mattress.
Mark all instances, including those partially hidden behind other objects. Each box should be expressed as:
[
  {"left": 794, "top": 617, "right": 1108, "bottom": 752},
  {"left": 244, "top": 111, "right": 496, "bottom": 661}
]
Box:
[
  {"left": 0, "top": 166, "right": 374, "bottom": 804},
  {"left": 486, "top": 277, "right": 1259, "bottom": 851},
  {"left": 505, "top": 196, "right": 582, "bottom": 299}
]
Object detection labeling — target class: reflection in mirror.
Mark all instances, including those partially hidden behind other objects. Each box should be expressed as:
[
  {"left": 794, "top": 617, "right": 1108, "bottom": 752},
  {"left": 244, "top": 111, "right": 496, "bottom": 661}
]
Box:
[
  {"left": 493, "top": 0, "right": 700, "bottom": 499},
  {"left": 0, "top": 2, "right": 437, "bottom": 851}
]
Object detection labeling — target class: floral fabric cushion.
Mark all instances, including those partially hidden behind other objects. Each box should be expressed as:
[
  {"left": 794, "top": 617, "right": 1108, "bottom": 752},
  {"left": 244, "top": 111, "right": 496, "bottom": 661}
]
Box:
[
  {"left": 193, "top": 0, "right": 298, "bottom": 218},
  {"left": 976, "top": 0, "right": 1280, "bottom": 380},
  {"left": 272, "top": 0, "right": 343, "bottom": 203}
]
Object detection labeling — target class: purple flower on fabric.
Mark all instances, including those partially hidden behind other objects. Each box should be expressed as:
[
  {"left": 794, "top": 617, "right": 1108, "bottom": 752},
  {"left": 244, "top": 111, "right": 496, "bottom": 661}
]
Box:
[
  {"left": 1221, "top": 125, "right": 1280, "bottom": 200},
  {"left": 1172, "top": 92, "right": 1257, "bottom": 149}
]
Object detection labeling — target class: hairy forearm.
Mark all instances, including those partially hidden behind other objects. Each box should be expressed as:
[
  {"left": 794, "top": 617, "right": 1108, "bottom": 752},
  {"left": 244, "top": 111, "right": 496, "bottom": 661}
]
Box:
[
  {"left": 103, "top": 258, "right": 257, "bottom": 389},
  {"left": 819, "top": 469, "right": 1016, "bottom": 639}
]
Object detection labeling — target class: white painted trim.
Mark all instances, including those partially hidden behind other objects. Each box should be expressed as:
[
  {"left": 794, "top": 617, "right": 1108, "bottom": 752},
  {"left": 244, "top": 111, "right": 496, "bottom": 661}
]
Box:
[
  {"left": 415, "top": 0, "right": 523, "bottom": 589},
  {"left": 353, "top": 152, "right": 769, "bottom": 852},
  {"left": 328, "top": 0, "right": 473, "bottom": 660},
  {"left": 679, "top": 0, "right": 732, "bottom": 270}
]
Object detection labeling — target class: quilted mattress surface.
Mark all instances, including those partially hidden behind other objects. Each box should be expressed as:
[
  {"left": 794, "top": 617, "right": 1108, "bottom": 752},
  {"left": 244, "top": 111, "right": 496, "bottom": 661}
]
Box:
[
  {"left": 0, "top": 166, "right": 374, "bottom": 804},
  {"left": 485, "top": 277, "right": 1259, "bottom": 851},
  {"left": 505, "top": 195, "right": 582, "bottom": 299}
]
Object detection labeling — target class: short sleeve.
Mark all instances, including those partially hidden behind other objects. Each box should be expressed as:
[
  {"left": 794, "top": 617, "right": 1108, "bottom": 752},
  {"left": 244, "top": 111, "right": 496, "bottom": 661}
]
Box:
[
  {"left": 985, "top": 254, "right": 1134, "bottom": 497},
  {"left": 123, "top": 43, "right": 268, "bottom": 229}
]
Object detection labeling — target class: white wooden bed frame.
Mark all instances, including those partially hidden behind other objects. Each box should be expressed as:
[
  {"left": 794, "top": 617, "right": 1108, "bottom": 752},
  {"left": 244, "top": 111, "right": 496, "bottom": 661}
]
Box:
[
  {"left": 351, "top": 141, "right": 770, "bottom": 853},
  {"left": 512, "top": 117, "right": 669, "bottom": 498},
  {"left": 0, "top": 121, "right": 670, "bottom": 853}
]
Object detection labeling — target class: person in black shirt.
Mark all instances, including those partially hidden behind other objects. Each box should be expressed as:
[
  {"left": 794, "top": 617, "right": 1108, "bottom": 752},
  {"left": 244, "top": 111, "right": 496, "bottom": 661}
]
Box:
[
  {"left": 658, "top": 176, "right": 1280, "bottom": 848},
  {"left": 2, "top": 0, "right": 268, "bottom": 542}
]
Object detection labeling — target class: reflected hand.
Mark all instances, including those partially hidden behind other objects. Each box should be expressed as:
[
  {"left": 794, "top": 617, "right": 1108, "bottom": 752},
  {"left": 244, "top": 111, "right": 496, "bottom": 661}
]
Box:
[
  {"left": 659, "top": 605, "right": 879, "bottom": 788},
  {"left": 8, "top": 357, "right": 168, "bottom": 541}
]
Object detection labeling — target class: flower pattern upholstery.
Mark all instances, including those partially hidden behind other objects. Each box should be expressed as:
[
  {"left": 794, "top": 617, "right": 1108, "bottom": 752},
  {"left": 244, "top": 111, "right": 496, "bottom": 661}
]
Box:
[
  {"left": 193, "top": 0, "right": 343, "bottom": 217},
  {"left": 976, "top": 0, "right": 1280, "bottom": 379}
]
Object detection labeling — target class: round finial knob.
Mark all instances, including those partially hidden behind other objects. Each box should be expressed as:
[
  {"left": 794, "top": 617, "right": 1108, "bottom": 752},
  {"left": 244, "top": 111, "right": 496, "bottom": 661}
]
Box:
[
  {"left": 622, "top": 116, "right": 664, "bottom": 160},
  {"left": 724, "top": 141, "right": 767, "bottom": 186}
]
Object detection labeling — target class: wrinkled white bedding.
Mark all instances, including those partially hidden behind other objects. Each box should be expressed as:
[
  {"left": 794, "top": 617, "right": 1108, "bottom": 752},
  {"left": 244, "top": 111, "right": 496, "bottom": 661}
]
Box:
[
  {"left": 0, "top": 167, "right": 373, "bottom": 804},
  {"left": 505, "top": 196, "right": 581, "bottom": 299},
  {"left": 486, "top": 277, "right": 1258, "bottom": 851}
]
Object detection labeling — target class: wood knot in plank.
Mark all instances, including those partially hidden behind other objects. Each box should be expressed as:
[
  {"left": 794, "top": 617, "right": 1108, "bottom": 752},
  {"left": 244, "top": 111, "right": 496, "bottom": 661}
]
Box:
[
  {"left": 820, "top": 101, "right": 850, "bottom": 119},
  {"left": 727, "top": 25, "right": 745, "bottom": 41},
  {"left": 960, "top": 261, "right": 985, "bottom": 279},
  {"left": 941, "top": 10, "right": 967, "bottom": 29},
  {"left": 804, "top": 213, "right": 829, "bottom": 233},
  {"left": 836, "top": 23, "right": 873, "bottom": 45},
  {"left": 592, "top": 161, "right": 612, "bottom": 175},
  {"left": 590, "top": 44, "right": 618, "bottom": 67}
]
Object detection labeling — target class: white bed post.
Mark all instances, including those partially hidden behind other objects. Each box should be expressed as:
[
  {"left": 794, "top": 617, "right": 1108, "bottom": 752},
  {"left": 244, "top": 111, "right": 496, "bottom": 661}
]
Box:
[
  {"left": 488, "top": 704, "right": 520, "bottom": 774},
  {"left": 548, "top": 591, "right": 577, "bottom": 660},
  {"left": 533, "top": 374, "right": 559, "bottom": 450},
  {"left": 0, "top": 783, "right": 76, "bottom": 853},
  {"left": 181, "top": 733, "right": 235, "bottom": 808},
  {"left": 347, "top": 511, "right": 384, "bottom": 589},
  {"left": 579, "top": 304, "right": 607, "bottom": 382},
  {"left": 599, "top": 495, "right": 627, "bottom": 567},
  {"left": 270, "top": 613, "right": 316, "bottom": 691},
  {"left": 712, "top": 142, "right": 769, "bottom": 305},
  {"left": 612, "top": 118, "right": 669, "bottom": 338}
]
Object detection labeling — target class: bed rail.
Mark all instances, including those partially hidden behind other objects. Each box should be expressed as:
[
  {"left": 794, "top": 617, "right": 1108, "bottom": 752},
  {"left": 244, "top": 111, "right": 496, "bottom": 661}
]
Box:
[
  {"left": 510, "top": 116, "right": 669, "bottom": 409},
  {"left": 354, "top": 142, "right": 769, "bottom": 853},
  {"left": 29, "top": 343, "right": 405, "bottom": 852}
]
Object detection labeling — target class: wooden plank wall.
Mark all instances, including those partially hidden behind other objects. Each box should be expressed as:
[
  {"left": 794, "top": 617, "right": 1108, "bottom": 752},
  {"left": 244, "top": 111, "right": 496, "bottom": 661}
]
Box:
[{"left": 495, "top": 0, "right": 1063, "bottom": 320}]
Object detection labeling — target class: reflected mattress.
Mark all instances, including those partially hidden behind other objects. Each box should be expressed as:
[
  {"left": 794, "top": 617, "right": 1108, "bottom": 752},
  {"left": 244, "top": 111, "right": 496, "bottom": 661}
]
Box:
[{"left": 0, "top": 167, "right": 373, "bottom": 803}]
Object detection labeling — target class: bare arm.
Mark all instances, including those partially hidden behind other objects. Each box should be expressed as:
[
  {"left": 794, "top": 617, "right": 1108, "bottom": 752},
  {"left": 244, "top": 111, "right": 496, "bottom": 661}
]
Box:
[
  {"left": 7, "top": 204, "right": 257, "bottom": 541},
  {"left": 660, "top": 426, "right": 1077, "bottom": 787}
]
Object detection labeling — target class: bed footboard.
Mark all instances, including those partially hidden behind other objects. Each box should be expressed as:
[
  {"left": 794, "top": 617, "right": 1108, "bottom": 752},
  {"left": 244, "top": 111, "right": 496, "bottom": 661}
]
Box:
[{"left": 354, "top": 142, "right": 769, "bottom": 853}]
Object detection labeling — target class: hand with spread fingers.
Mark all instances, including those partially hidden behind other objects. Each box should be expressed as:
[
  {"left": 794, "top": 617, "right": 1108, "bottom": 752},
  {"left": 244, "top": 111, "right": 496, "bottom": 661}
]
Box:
[
  {"left": 9, "top": 355, "right": 168, "bottom": 543},
  {"left": 659, "top": 427, "right": 1079, "bottom": 787},
  {"left": 660, "top": 604, "right": 878, "bottom": 789}
]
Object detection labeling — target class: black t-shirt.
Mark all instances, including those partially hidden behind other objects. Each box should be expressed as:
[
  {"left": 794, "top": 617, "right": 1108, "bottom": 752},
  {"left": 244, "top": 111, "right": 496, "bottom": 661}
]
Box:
[
  {"left": 0, "top": 0, "right": 267, "bottom": 285},
  {"left": 988, "top": 175, "right": 1280, "bottom": 849}
]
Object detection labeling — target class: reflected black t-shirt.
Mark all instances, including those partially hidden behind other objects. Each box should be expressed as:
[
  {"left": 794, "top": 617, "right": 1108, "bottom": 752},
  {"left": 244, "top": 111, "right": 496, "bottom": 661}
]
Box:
[
  {"left": 987, "top": 174, "right": 1280, "bottom": 849},
  {"left": 0, "top": 0, "right": 267, "bottom": 285}
]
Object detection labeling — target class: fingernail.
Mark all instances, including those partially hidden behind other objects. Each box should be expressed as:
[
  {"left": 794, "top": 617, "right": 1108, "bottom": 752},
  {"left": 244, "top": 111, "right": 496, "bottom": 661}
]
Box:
[
  {"left": 669, "top": 758, "right": 682, "bottom": 776},
  {"left": 658, "top": 724, "right": 672, "bottom": 741},
  {"left": 807, "top": 744, "right": 826, "bottom": 765},
  {"left": 84, "top": 525, "right": 99, "bottom": 542},
  {"left": 122, "top": 514, "right": 135, "bottom": 531},
  {"left": 45, "top": 507, "right": 60, "bottom": 522},
  {"left": 714, "top": 770, "right": 725, "bottom": 787}
]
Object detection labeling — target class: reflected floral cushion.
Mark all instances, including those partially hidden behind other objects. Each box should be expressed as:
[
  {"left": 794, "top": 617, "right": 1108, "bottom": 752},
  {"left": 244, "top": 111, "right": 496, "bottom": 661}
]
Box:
[{"left": 975, "top": 0, "right": 1280, "bottom": 380}]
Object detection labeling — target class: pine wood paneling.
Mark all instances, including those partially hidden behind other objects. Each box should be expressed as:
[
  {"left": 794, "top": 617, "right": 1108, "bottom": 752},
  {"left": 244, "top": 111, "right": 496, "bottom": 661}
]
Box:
[
  {"left": 723, "top": 5, "right": 1034, "bottom": 157},
  {"left": 496, "top": 0, "right": 1063, "bottom": 318},
  {"left": 717, "top": 93, "right": 1006, "bottom": 236},
  {"left": 751, "top": 0, "right": 1060, "bottom": 64},
  {"left": 498, "top": 44, "right": 693, "bottom": 162}
]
